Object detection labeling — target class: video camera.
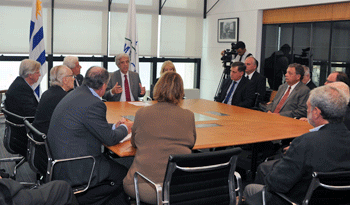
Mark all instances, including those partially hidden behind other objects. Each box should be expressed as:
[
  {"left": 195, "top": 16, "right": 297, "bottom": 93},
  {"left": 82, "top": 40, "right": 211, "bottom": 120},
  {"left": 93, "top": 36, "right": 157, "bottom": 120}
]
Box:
[{"left": 221, "top": 42, "right": 237, "bottom": 75}]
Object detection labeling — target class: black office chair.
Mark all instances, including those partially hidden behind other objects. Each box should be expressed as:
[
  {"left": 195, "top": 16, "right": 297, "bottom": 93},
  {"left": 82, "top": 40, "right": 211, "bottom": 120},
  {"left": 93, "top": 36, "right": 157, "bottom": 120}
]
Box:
[
  {"left": 262, "top": 171, "right": 350, "bottom": 205},
  {"left": 134, "top": 147, "right": 243, "bottom": 205},
  {"left": 24, "top": 119, "right": 96, "bottom": 194},
  {"left": 1, "top": 108, "right": 34, "bottom": 179}
]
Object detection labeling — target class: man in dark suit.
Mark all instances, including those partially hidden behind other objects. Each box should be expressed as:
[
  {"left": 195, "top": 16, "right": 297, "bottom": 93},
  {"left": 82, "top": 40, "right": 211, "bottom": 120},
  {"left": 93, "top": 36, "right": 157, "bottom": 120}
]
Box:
[
  {"left": 301, "top": 65, "right": 316, "bottom": 90},
  {"left": 244, "top": 85, "right": 350, "bottom": 205},
  {"left": 214, "top": 61, "right": 255, "bottom": 108},
  {"left": 245, "top": 56, "right": 266, "bottom": 104},
  {"left": 5, "top": 59, "right": 41, "bottom": 117},
  {"left": 63, "top": 56, "right": 83, "bottom": 88},
  {"left": 32, "top": 65, "right": 74, "bottom": 134},
  {"left": 104, "top": 53, "right": 145, "bottom": 101},
  {"left": 267, "top": 63, "right": 310, "bottom": 119},
  {"left": 47, "top": 66, "right": 133, "bottom": 205}
]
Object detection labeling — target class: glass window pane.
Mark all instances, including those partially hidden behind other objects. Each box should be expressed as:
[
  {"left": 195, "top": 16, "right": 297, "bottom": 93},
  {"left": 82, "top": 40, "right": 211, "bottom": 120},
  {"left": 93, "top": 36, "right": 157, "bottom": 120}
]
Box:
[
  {"left": 293, "top": 23, "right": 311, "bottom": 66},
  {"left": 331, "top": 21, "right": 350, "bottom": 63},
  {"left": 156, "top": 62, "right": 195, "bottom": 89}
]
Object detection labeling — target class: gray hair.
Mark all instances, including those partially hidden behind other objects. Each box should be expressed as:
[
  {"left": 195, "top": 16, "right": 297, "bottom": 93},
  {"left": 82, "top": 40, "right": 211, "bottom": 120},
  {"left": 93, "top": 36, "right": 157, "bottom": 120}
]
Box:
[
  {"left": 63, "top": 56, "right": 79, "bottom": 69},
  {"left": 302, "top": 65, "right": 310, "bottom": 76},
  {"left": 115, "top": 53, "right": 129, "bottom": 66},
  {"left": 19, "top": 59, "right": 41, "bottom": 78},
  {"left": 326, "top": 82, "right": 350, "bottom": 104},
  {"left": 309, "top": 85, "right": 348, "bottom": 123},
  {"left": 83, "top": 66, "right": 109, "bottom": 90},
  {"left": 50, "top": 65, "right": 71, "bottom": 86}
]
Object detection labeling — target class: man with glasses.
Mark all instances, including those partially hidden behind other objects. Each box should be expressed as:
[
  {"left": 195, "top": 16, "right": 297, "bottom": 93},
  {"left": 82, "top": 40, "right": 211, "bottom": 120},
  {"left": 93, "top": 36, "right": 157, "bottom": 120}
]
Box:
[
  {"left": 32, "top": 65, "right": 74, "bottom": 134},
  {"left": 5, "top": 59, "right": 41, "bottom": 117},
  {"left": 63, "top": 56, "right": 83, "bottom": 88}
]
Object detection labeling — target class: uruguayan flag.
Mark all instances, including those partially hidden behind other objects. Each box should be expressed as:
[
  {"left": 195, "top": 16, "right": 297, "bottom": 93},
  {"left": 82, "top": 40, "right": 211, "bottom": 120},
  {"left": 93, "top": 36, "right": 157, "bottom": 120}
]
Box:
[
  {"left": 29, "top": 0, "right": 47, "bottom": 98},
  {"left": 124, "top": 0, "right": 139, "bottom": 73}
]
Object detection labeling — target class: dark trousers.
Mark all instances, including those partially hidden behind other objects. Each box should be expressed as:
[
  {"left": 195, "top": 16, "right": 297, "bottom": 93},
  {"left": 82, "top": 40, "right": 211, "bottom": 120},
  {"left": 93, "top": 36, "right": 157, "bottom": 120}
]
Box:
[{"left": 76, "top": 161, "right": 128, "bottom": 205}]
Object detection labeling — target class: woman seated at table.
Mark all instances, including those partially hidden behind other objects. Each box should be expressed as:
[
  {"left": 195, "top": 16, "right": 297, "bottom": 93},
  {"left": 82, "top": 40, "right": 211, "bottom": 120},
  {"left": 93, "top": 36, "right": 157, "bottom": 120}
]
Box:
[
  {"left": 149, "top": 60, "right": 176, "bottom": 100},
  {"left": 123, "top": 72, "right": 196, "bottom": 204}
]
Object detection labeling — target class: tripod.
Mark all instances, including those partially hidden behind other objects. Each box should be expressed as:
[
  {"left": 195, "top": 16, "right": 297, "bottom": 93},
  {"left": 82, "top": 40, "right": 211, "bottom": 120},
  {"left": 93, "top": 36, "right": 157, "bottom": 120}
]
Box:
[{"left": 214, "top": 64, "right": 231, "bottom": 100}]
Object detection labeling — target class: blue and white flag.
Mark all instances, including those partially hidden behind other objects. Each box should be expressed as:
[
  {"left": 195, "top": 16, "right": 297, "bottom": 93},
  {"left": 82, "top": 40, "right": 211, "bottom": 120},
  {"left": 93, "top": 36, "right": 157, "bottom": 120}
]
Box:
[
  {"left": 29, "top": 0, "right": 47, "bottom": 98},
  {"left": 124, "top": 0, "right": 139, "bottom": 73}
]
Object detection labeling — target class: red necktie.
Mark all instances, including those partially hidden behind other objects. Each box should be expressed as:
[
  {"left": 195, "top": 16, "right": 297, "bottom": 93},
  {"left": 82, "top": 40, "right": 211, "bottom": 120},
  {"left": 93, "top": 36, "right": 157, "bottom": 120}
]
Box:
[
  {"left": 273, "top": 86, "right": 291, "bottom": 113},
  {"left": 124, "top": 75, "right": 131, "bottom": 101}
]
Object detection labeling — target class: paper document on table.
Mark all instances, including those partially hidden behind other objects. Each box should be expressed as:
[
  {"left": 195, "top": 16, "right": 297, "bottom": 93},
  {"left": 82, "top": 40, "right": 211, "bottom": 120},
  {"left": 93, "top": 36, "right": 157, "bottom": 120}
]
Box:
[
  {"left": 128, "top": 102, "right": 151, "bottom": 106},
  {"left": 120, "top": 132, "right": 132, "bottom": 143}
]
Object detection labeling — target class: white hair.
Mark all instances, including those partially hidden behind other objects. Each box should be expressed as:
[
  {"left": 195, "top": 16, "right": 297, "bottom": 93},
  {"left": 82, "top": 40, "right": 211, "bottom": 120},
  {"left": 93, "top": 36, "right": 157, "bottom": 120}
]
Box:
[
  {"left": 50, "top": 65, "right": 71, "bottom": 86},
  {"left": 63, "top": 56, "right": 79, "bottom": 69},
  {"left": 115, "top": 53, "right": 129, "bottom": 65},
  {"left": 19, "top": 59, "right": 41, "bottom": 78}
]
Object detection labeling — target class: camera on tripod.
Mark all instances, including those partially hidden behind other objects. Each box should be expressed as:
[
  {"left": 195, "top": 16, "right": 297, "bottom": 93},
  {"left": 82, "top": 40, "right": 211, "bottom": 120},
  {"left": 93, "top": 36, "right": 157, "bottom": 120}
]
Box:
[{"left": 221, "top": 42, "right": 238, "bottom": 75}]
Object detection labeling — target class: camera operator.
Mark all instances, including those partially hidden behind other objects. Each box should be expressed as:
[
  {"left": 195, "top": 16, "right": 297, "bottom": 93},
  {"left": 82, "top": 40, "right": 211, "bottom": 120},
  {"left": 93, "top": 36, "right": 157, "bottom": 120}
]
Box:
[{"left": 221, "top": 41, "right": 252, "bottom": 63}]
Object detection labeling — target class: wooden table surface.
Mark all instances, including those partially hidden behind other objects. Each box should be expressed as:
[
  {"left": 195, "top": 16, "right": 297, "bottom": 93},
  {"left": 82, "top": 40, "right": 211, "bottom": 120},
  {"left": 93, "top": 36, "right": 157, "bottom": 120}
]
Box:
[{"left": 106, "top": 99, "right": 312, "bottom": 154}]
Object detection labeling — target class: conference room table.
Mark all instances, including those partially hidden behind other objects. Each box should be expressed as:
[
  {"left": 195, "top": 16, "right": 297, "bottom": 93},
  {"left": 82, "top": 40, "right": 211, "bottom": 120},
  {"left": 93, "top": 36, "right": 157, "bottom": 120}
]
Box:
[{"left": 105, "top": 99, "right": 313, "bottom": 178}]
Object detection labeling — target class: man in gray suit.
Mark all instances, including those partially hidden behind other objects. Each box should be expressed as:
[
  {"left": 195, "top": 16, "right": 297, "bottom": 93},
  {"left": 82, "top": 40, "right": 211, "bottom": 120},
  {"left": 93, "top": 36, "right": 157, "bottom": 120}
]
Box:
[
  {"left": 47, "top": 66, "right": 133, "bottom": 205},
  {"left": 267, "top": 63, "right": 310, "bottom": 119},
  {"left": 104, "top": 53, "right": 145, "bottom": 101}
]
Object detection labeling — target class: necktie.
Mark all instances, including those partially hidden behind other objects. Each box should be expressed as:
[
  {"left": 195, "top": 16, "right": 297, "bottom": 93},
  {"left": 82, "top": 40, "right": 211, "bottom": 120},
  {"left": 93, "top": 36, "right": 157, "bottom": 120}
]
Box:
[
  {"left": 74, "top": 77, "right": 79, "bottom": 87},
  {"left": 124, "top": 75, "right": 131, "bottom": 101},
  {"left": 239, "top": 55, "right": 243, "bottom": 62},
  {"left": 223, "top": 81, "right": 236, "bottom": 104},
  {"left": 273, "top": 86, "right": 291, "bottom": 113}
]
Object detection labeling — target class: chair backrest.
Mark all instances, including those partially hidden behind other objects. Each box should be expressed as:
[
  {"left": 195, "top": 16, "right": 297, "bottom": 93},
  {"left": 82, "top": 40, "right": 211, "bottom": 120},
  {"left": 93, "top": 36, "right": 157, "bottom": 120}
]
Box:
[
  {"left": 24, "top": 118, "right": 52, "bottom": 182},
  {"left": 1, "top": 108, "right": 33, "bottom": 156},
  {"left": 162, "top": 147, "right": 242, "bottom": 205},
  {"left": 302, "top": 171, "right": 350, "bottom": 205}
]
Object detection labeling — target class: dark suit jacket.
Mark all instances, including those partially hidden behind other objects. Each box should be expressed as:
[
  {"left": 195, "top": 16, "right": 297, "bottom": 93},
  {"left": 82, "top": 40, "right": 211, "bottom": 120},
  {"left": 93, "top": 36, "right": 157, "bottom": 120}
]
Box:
[
  {"left": 103, "top": 70, "right": 145, "bottom": 101},
  {"left": 5, "top": 76, "right": 38, "bottom": 118},
  {"left": 47, "top": 85, "right": 128, "bottom": 187},
  {"left": 249, "top": 71, "right": 266, "bottom": 103},
  {"left": 74, "top": 74, "right": 84, "bottom": 88},
  {"left": 263, "top": 123, "right": 350, "bottom": 204},
  {"left": 32, "top": 85, "right": 69, "bottom": 134},
  {"left": 215, "top": 76, "right": 255, "bottom": 108},
  {"left": 267, "top": 82, "right": 310, "bottom": 118},
  {"left": 306, "top": 80, "right": 317, "bottom": 90}
]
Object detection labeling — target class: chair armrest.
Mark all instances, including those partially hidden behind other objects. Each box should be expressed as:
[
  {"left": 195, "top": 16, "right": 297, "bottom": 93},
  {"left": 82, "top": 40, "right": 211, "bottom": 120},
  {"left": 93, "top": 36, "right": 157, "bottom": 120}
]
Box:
[
  {"left": 51, "top": 156, "right": 96, "bottom": 194},
  {"left": 234, "top": 171, "right": 243, "bottom": 205},
  {"left": 263, "top": 186, "right": 298, "bottom": 205},
  {"left": 134, "top": 171, "right": 163, "bottom": 205}
]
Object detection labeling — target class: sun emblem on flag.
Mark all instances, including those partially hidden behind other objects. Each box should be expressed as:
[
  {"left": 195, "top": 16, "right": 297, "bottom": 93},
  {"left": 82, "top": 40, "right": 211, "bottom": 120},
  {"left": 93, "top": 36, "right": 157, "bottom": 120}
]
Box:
[{"left": 36, "top": 0, "right": 42, "bottom": 20}]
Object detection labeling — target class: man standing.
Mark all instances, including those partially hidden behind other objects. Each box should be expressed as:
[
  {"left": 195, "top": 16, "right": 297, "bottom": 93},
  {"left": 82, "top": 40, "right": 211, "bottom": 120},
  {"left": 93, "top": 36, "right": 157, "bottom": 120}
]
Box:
[
  {"left": 63, "top": 56, "right": 83, "bottom": 88},
  {"left": 301, "top": 65, "right": 316, "bottom": 90},
  {"left": 221, "top": 41, "right": 252, "bottom": 63},
  {"left": 267, "top": 63, "right": 310, "bottom": 119},
  {"left": 47, "top": 66, "right": 133, "bottom": 205},
  {"left": 214, "top": 62, "right": 255, "bottom": 108},
  {"left": 5, "top": 59, "right": 41, "bottom": 116},
  {"left": 244, "top": 85, "right": 350, "bottom": 204},
  {"left": 104, "top": 53, "right": 145, "bottom": 101},
  {"left": 244, "top": 56, "right": 266, "bottom": 103}
]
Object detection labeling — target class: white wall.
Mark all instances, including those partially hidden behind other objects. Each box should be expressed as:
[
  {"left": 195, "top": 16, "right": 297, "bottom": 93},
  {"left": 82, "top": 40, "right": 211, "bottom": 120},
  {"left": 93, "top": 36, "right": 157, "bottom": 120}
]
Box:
[{"left": 200, "top": 0, "right": 347, "bottom": 100}]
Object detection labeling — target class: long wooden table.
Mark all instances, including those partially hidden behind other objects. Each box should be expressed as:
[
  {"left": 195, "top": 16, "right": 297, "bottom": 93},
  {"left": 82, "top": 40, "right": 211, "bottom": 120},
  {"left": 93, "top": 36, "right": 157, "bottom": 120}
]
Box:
[{"left": 106, "top": 99, "right": 313, "bottom": 177}]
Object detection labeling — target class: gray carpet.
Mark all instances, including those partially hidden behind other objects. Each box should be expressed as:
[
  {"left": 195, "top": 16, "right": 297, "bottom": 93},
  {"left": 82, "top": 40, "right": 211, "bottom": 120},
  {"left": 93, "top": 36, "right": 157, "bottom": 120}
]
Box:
[{"left": 0, "top": 115, "right": 37, "bottom": 183}]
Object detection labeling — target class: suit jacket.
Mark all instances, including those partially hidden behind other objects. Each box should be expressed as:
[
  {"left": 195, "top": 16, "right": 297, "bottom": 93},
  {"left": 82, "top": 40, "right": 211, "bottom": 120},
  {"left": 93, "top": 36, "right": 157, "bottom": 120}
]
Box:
[
  {"left": 214, "top": 76, "right": 255, "bottom": 108},
  {"left": 306, "top": 80, "right": 317, "bottom": 90},
  {"left": 265, "top": 123, "right": 350, "bottom": 204},
  {"left": 32, "top": 85, "right": 69, "bottom": 134},
  {"left": 5, "top": 76, "right": 38, "bottom": 118},
  {"left": 103, "top": 70, "right": 145, "bottom": 101},
  {"left": 123, "top": 102, "right": 196, "bottom": 200},
  {"left": 249, "top": 71, "right": 266, "bottom": 103},
  {"left": 74, "top": 74, "right": 84, "bottom": 88},
  {"left": 267, "top": 82, "right": 310, "bottom": 118},
  {"left": 47, "top": 85, "right": 128, "bottom": 187}
]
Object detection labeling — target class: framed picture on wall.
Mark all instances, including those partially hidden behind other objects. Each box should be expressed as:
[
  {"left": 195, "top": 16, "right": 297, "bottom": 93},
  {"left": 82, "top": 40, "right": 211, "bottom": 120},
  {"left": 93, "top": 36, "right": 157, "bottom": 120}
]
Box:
[{"left": 217, "top": 18, "right": 239, "bottom": 43}]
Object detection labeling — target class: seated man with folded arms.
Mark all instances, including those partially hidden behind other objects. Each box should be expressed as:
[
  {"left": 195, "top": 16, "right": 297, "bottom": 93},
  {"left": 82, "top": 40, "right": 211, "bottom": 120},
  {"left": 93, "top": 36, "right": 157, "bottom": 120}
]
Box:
[
  {"left": 32, "top": 65, "right": 74, "bottom": 134},
  {"left": 5, "top": 59, "right": 41, "bottom": 117},
  {"left": 104, "top": 53, "right": 145, "bottom": 101},
  {"left": 244, "top": 56, "right": 266, "bottom": 104},
  {"left": 214, "top": 62, "right": 255, "bottom": 108},
  {"left": 244, "top": 84, "right": 350, "bottom": 205},
  {"left": 267, "top": 63, "right": 310, "bottom": 119}
]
